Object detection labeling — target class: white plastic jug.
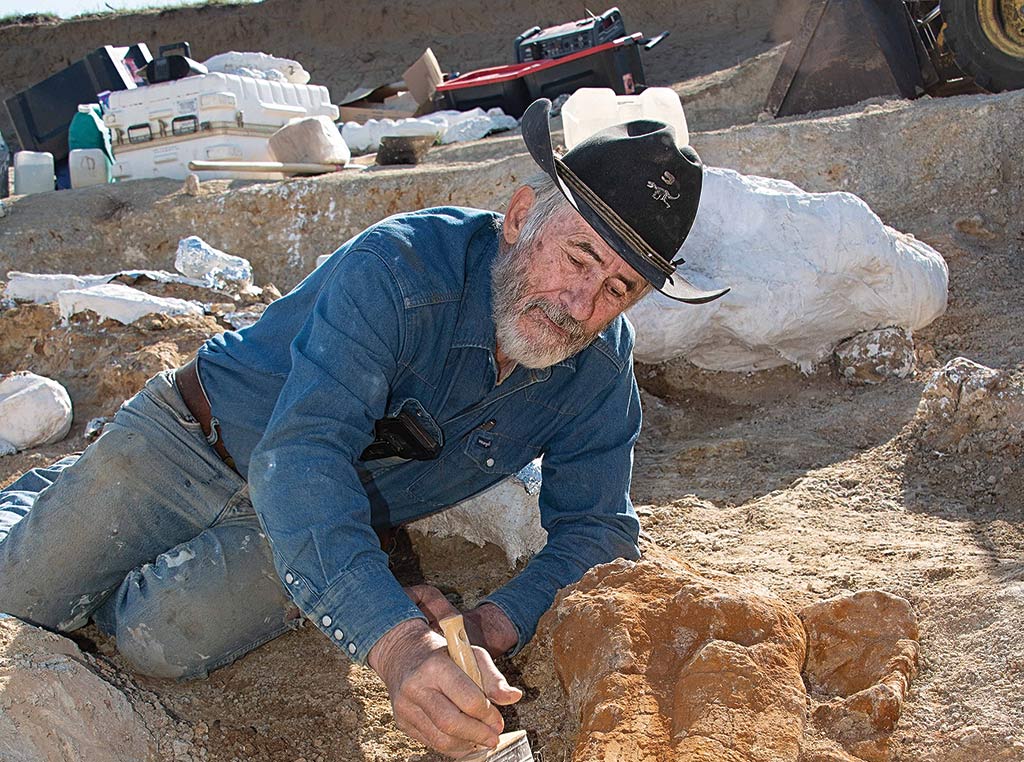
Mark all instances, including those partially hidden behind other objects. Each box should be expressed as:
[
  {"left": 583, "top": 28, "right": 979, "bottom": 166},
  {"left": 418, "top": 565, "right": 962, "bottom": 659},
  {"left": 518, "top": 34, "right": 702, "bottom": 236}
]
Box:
[
  {"left": 69, "top": 148, "right": 111, "bottom": 188},
  {"left": 561, "top": 87, "right": 689, "bottom": 150},
  {"left": 13, "top": 151, "right": 55, "bottom": 195}
]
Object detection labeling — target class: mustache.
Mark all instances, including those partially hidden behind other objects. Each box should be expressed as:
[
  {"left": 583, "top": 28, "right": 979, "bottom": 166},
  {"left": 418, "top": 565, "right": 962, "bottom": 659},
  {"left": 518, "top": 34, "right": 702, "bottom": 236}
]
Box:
[{"left": 522, "top": 298, "right": 587, "bottom": 342}]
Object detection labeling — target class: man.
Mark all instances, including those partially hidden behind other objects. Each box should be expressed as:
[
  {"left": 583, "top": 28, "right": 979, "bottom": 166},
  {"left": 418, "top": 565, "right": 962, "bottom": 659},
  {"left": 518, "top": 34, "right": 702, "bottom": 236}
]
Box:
[{"left": 0, "top": 99, "right": 727, "bottom": 757}]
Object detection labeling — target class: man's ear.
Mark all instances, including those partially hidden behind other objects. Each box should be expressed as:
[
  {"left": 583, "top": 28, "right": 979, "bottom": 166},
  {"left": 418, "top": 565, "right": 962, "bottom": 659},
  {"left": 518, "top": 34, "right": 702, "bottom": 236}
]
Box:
[{"left": 503, "top": 185, "right": 536, "bottom": 246}]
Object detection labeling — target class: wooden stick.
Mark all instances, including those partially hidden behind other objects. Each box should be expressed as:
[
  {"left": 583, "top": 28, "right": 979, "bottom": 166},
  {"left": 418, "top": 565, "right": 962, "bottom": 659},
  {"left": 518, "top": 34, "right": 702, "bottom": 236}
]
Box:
[
  {"left": 440, "top": 614, "right": 484, "bottom": 689},
  {"left": 187, "top": 159, "right": 347, "bottom": 175}
]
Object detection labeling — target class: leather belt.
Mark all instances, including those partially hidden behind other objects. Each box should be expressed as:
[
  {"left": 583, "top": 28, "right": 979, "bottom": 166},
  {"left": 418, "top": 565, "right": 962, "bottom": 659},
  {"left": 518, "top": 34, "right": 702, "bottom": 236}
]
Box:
[{"left": 173, "top": 357, "right": 237, "bottom": 472}]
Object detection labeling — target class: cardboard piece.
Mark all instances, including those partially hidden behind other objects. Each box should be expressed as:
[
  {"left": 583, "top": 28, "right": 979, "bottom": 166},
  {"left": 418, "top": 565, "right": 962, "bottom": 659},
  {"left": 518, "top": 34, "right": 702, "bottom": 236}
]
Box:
[
  {"left": 339, "top": 48, "right": 444, "bottom": 124},
  {"left": 402, "top": 48, "right": 444, "bottom": 107},
  {"left": 338, "top": 81, "right": 416, "bottom": 124}
]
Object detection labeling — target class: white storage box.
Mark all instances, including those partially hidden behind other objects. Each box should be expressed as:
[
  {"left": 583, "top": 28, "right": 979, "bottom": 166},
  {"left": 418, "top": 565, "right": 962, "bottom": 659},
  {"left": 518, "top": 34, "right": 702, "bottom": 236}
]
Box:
[{"left": 104, "top": 72, "right": 339, "bottom": 181}]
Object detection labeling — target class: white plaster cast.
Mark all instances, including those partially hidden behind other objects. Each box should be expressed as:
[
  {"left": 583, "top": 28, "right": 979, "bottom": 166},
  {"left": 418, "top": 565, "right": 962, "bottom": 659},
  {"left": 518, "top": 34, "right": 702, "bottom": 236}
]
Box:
[
  {"left": 57, "top": 283, "right": 203, "bottom": 325},
  {"left": 0, "top": 372, "right": 73, "bottom": 453},
  {"left": 627, "top": 167, "right": 949, "bottom": 372}
]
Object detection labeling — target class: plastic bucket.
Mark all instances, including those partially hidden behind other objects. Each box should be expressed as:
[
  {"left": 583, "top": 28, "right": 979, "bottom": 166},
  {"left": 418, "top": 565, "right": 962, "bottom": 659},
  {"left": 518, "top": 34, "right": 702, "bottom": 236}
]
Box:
[
  {"left": 69, "top": 148, "right": 111, "bottom": 188},
  {"left": 561, "top": 87, "right": 689, "bottom": 150},
  {"left": 13, "top": 151, "right": 55, "bottom": 195}
]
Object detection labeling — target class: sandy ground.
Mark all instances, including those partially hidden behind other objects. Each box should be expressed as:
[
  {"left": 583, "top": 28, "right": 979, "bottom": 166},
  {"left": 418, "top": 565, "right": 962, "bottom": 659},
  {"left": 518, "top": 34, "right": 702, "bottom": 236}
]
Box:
[
  {"left": 1, "top": 3, "right": 1023, "bottom": 761},
  {"left": 2, "top": 193, "right": 1021, "bottom": 762}
]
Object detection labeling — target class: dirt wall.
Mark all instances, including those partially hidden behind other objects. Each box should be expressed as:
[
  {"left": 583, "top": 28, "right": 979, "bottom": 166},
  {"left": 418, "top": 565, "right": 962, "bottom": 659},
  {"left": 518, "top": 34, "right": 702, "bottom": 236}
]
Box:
[
  {"left": 1, "top": 87, "right": 1019, "bottom": 292},
  {"left": 0, "top": 0, "right": 791, "bottom": 151}
]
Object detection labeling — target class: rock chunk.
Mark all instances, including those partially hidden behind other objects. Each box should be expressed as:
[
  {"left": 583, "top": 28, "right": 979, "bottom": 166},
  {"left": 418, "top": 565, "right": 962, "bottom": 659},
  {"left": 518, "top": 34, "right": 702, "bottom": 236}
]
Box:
[
  {"left": 0, "top": 618, "right": 159, "bottom": 762},
  {"left": 800, "top": 590, "right": 920, "bottom": 762},
  {"left": 627, "top": 167, "right": 948, "bottom": 372},
  {"left": 910, "top": 357, "right": 1024, "bottom": 453},
  {"left": 521, "top": 555, "right": 922, "bottom": 762},
  {"left": 833, "top": 327, "right": 916, "bottom": 385},
  {"left": 523, "top": 553, "right": 808, "bottom": 761},
  {"left": 410, "top": 460, "right": 544, "bottom": 566},
  {"left": 58, "top": 282, "right": 204, "bottom": 325}
]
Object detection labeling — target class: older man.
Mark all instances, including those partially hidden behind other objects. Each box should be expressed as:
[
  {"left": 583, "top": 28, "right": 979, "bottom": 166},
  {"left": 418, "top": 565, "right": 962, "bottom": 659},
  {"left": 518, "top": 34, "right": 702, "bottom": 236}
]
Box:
[{"left": 0, "top": 99, "right": 727, "bottom": 757}]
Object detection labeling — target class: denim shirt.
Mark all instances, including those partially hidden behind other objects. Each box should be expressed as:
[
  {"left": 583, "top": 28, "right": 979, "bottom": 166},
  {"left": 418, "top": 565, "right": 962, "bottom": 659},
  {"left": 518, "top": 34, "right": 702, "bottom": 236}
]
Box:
[{"left": 198, "top": 207, "right": 642, "bottom": 665}]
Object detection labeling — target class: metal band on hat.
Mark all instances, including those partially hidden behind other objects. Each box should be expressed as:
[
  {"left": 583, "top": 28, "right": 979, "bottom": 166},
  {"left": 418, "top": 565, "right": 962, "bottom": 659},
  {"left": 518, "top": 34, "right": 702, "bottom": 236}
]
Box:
[{"left": 554, "top": 157, "right": 677, "bottom": 278}]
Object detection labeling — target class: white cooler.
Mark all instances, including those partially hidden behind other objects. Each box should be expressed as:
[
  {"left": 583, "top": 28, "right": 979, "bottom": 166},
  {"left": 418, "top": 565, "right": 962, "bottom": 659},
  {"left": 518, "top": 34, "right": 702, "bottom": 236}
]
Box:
[{"left": 104, "top": 72, "right": 339, "bottom": 181}]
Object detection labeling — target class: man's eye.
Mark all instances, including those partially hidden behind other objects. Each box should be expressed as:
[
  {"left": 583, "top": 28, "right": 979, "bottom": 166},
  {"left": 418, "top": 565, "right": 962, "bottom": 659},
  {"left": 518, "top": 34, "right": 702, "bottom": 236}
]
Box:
[
  {"left": 568, "top": 255, "right": 584, "bottom": 268},
  {"left": 607, "top": 284, "right": 627, "bottom": 299}
]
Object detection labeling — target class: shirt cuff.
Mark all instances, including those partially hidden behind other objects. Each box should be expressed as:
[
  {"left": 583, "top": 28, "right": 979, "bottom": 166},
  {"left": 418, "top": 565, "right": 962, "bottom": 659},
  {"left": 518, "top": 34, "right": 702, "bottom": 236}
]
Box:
[{"left": 300, "top": 560, "right": 427, "bottom": 666}]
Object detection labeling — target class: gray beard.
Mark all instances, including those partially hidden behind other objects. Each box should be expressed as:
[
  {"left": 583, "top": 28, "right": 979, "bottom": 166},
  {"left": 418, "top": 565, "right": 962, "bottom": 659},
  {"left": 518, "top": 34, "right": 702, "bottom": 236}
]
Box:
[{"left": 490, "top": 238, "right": 595, "bottom": 369}]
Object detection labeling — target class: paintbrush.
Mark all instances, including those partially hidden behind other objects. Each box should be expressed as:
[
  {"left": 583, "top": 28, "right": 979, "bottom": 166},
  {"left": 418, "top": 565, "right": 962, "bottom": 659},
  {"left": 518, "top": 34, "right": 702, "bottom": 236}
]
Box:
[{"left": 439, "top": 614, "right": 533, "bottom": 762}]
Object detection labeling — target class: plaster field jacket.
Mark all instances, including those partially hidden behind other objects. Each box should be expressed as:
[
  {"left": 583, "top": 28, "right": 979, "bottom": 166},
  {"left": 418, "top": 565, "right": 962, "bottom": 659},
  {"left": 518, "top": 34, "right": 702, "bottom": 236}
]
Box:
[{"left": 197, "top": 206, "right": 642, "bottom": 664}]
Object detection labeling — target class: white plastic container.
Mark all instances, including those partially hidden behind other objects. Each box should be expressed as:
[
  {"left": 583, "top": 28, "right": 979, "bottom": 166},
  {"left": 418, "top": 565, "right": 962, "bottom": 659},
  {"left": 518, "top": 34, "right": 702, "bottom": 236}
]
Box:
[
  {"left": 561, "top": 87, "right": 689, "bottom": 150},
  {"left": 13, "top": 151, "right": 55, "bottom": 195},
  {"left": 69, "top": 148, "right": 110, "bottom": 188},
  {"left": 111, "top": 129, "right": 283, "bottom": 181},
  {"left": 104, "top": 71, "right": 339, "bottom": 181}
]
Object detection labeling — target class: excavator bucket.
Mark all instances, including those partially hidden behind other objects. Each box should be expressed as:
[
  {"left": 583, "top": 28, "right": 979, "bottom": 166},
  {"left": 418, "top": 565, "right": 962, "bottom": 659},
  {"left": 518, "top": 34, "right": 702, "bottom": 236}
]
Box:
[{"left": 766, "top": 0, "right": 927, "bottom": 117}]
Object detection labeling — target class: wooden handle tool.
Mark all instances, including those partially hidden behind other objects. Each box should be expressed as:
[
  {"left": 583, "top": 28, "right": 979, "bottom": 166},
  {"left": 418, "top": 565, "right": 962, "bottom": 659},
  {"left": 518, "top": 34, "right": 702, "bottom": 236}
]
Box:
[
  {"left": 439, "top": 614, "right": 533, "bottom": 762},
  {"left": 440, "top": 614, "right": 484, "bottom": 688}
]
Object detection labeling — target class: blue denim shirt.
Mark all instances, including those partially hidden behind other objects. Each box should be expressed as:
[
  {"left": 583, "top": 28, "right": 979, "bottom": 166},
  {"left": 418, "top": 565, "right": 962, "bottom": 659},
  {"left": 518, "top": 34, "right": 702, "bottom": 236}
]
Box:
[{"left": 197, "top": 207, "right": 642, "bottom": 665}]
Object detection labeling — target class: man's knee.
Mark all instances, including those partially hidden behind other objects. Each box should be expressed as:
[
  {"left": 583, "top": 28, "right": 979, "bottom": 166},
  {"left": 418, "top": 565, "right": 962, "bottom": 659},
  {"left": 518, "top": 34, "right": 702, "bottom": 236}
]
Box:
[{"left": 114, "top": 617, "right": 206, "bottom": 679}]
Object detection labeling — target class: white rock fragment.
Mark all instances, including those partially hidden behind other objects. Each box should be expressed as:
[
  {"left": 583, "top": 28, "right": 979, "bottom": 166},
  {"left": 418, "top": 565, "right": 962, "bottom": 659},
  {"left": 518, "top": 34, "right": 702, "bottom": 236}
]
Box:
[
  {"left": 57, "top": 282, "right": 203, "bottom": 325},
  {"left": 4, "top": 269, "right": 206, "bottom": 305},
  {"left": 628, "top": 167, "right": 949, "bottom": 372},
  {"left": 410, "top": 460, "right": 546, "bottom": 566},
  {"left": 834, "top": 326, "right": 916, "bottom": 384},
  {"left": 223, "top": 304, "right": 266, "bottom": 330},
  {"left": 270, "top": 115, "right": 350, "bottom": 165},
  {"left": 0, "top": 372, "right": 73, "bottom": 453},
  {"left": 183, "top": 173, "right": 201, "bottom": 196},
  {"left": 175, "top": 236, "right": 254, "bottom": 292},
  {"left": 202, "top": 51, "right": 310, "bottom": 84},
  {"left": 341, "top": 108, "right": 516, "bottom": 155},
  {"left": 4, "top": 272, "right": 106, "bottom": 303}
]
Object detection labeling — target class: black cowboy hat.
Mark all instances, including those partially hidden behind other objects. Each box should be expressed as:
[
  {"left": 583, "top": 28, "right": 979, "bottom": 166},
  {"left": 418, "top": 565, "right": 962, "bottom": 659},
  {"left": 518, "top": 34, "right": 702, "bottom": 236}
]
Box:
[{"left": 520, "top": 98, "right": 729, "bottom": 304}]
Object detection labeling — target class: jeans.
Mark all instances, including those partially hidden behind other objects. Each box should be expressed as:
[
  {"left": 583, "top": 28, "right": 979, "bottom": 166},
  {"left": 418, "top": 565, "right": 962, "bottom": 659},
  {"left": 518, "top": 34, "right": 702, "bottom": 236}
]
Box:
[{"left": 0, "top": 371, "right": 299, "bottom": 679}]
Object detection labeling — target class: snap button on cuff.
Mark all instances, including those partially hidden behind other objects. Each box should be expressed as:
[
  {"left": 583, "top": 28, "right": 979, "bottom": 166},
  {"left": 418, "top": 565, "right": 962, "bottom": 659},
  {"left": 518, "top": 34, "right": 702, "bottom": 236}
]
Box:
[
  {"left": 485, "top": 457, "right": 495, "bottom": 467},
  {"left": 334, "top": 629, "right": 344, "bottom": 640},
  {"left": 322, "top": 615, "right": 332, "bottom": 627},
  {"left": 348, "top": 643, "right": 356, "bottom": 654},
  {"left": 285, "top": 573, "right": 294, "bottom": 584}
]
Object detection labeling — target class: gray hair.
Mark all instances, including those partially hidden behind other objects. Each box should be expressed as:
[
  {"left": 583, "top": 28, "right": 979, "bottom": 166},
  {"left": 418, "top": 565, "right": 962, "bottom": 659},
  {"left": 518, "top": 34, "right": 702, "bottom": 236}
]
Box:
[{"left": 516, "top": 172, "right": 574, "bottom": 248}]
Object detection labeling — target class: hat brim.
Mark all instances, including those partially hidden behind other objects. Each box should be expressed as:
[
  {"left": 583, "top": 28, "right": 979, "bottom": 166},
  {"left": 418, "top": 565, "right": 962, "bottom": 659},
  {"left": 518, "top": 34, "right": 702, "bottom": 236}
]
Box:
[{"left": 520, "top": 98, "right": 729, "bottom": 305}]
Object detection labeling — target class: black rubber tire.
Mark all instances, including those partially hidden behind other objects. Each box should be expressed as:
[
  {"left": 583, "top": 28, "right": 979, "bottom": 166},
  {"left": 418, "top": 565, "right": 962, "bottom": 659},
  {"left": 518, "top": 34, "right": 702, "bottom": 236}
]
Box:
[{"left": 941, "top": 0, "right": 1024, "bottom": 91}]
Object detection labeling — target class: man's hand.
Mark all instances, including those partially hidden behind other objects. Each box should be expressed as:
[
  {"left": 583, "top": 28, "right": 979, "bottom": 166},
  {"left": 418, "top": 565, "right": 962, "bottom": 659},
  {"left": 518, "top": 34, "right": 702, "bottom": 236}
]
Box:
[
  {"left": 404, "top": 584, "right": 519, "bottom": 658},
  {"left": 368, "top": 617, "right": 523, "bottom": 758}
]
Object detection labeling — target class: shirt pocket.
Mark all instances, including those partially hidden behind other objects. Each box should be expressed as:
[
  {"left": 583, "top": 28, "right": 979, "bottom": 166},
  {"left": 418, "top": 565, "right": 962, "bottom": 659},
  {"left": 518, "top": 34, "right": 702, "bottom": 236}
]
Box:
[{"left": 404, "top": 425, "right": 539, "bottom": 508}]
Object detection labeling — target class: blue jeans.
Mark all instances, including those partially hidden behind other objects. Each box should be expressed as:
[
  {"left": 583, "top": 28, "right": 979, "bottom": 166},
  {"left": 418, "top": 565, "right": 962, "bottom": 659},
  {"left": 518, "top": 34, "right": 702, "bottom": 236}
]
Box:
[{"left": 0, "top": 371, "right": 300, "bottom": 679}]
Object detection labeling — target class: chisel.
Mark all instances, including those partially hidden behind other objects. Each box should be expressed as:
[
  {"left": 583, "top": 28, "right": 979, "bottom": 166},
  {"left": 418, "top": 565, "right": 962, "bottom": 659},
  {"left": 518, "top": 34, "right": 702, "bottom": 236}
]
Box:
[{"left": 439, "top": 614, "right": 533, "bottom": 762}]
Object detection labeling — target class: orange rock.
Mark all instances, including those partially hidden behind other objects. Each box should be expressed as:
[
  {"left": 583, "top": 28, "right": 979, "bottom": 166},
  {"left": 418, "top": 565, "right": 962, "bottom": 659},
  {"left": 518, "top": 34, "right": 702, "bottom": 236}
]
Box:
[
  {"left": 530, "top": 552, "right": 808, "bottom": 762},
  {"left": 800, "top": 590, "right": 920, "bottom": 761}
]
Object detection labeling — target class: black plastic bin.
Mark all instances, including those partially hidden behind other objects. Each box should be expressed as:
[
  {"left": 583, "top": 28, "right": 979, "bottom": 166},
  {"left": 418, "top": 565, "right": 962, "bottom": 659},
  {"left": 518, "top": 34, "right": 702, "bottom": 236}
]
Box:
[
  {"left": 434, "top": 63, "right": 535, "bottom": 118},
  {"left": 434, "top": 34, "right": 647, "bottom": 118},
  {"left": 525, "top": 34, "right": 646, "bottom": 100},
  {"left": 4, "top": 44, "right": 150, "bottom": 161}
]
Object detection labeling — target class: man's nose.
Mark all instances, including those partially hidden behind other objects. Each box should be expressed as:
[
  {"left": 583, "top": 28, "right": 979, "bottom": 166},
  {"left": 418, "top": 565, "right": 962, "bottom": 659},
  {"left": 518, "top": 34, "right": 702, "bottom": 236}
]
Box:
[{"left": 560, "top": 279, "right": 597, "bottom": 322}]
